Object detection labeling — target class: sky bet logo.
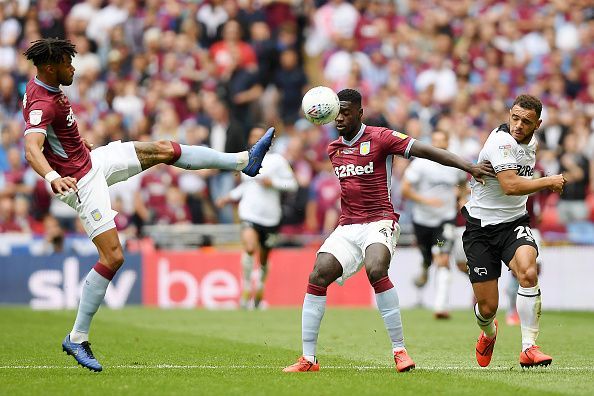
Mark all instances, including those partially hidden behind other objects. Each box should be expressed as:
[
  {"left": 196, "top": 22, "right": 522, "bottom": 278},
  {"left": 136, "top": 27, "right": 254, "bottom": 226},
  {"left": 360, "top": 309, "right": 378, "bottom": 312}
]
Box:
[{"left": 334, "top": 162, "right": 374, "bottom": 178}]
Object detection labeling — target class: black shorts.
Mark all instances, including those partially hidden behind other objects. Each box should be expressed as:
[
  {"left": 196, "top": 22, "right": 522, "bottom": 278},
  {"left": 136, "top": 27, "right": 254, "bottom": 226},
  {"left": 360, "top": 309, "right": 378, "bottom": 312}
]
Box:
[
  {"left": 413, "top": 219, "right": 455, "bottom": 266},
  {"left": 461, "top": 207, "right": 539, "bottom": 283},
  {"left": 241, "top": 221, "right": 279, "bottom": 249}
]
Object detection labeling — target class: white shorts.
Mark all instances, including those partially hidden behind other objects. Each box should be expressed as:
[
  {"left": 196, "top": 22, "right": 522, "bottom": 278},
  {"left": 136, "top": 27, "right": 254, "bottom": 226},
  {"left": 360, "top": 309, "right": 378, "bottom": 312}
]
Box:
[
  {"left": 317, "top": 220, "right": 400, "bottom": 285},
  {"left": 58, "top": 141, "right": 142, "bottom": 239}
]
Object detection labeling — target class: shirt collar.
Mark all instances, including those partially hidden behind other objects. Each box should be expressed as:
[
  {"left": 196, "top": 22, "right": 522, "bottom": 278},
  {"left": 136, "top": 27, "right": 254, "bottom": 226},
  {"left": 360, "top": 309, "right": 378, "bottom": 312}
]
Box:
[
  {"left": 341, "top": 123, "right": 366, "bottom": 146},
  {"left": 34, "top": 77, "right": 60, "bottom": 93}
]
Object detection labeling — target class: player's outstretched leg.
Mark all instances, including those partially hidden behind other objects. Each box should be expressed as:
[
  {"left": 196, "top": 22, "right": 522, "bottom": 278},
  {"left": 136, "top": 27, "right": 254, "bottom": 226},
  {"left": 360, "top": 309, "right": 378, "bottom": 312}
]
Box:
[
  {"left": 242, "top": 127, "right": 275, "bottom": 176},
  {"left": 517, "top": 283, "right": 552, "bottom": 368},
  {"left": 372, "top": 276, "right": 415, "bottom": 372},
  {"left": 474, "top": 303, "right": 498, "bottom": 367},
  {"left": 283, "top": 283, "right": 325, "bottom": 372},
  {"left": 61, "top": 261, "right": 115, "bottom": 372}
]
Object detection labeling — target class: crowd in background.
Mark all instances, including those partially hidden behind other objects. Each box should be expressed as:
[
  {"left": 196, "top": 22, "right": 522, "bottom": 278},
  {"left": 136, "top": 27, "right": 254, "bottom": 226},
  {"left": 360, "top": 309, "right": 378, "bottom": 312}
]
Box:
[{"left": 1, "top": 0, "right": 594, "bottom": 247}]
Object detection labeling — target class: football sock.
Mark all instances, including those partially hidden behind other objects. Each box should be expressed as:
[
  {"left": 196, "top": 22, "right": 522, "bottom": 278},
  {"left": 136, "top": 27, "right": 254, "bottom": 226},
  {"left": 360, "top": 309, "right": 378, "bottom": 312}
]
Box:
[
  {"left": 70, "top": 263, "right": 114, "bottom": 343},
  {"left": 241, "top": 252, "right": 254, "bottom": 289},
  {"left": 506, "top": 275, "right": 520, "bottom": 313},
  {"left": 474, "top": 303, "right": 496, "bottom": 338},
  {"left": 517, "top": 284, "right": 541, "bottom": 351},
  {"left": 434, "top": 266, "right": 451, "bottom": 313},
  {"left": 302, "top": 284, "right": 327, "bottom": 363},
  {"left": 169, "top": 142, "right": 248, "bottom": 171},
  {"left": 373, "top": 276, "right": 405, "bottom": 350}
]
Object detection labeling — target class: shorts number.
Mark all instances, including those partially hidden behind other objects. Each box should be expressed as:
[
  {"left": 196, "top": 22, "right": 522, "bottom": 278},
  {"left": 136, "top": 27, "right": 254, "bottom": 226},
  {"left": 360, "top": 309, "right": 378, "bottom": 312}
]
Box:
[{"left": 514, "top": 225, "right": 534, "bottom": 240}]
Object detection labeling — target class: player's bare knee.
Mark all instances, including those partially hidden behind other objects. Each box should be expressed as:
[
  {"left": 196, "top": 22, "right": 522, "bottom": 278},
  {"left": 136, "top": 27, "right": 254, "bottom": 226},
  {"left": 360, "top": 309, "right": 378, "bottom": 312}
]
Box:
[
  {"left": 156, "top": 140, "right": 175, "bottom": 162},
  {"left": 366, "top": 266, "right": 388, "bottom": 284},
  {"left": 104, "top": 247, "right": 125, "bottom": 270},
  {"left": 477, "top": 301, "right": 498, "bottom": 319},
  {"left": 517, "top": 266, "right": 538, "bottom": 287}
]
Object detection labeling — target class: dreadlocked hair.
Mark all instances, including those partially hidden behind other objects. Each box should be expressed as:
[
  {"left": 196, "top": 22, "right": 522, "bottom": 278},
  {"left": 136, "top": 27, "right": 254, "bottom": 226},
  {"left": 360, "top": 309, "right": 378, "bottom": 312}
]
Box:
[{"left": 23, "top": 38, "right": 77, "bottom": 66}]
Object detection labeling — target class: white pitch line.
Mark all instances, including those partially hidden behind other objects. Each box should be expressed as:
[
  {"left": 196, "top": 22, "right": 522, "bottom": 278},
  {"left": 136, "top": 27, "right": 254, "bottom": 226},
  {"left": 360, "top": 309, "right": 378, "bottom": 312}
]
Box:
[{"left": 1, "top": 365, "right": 593, "bottom": 371}]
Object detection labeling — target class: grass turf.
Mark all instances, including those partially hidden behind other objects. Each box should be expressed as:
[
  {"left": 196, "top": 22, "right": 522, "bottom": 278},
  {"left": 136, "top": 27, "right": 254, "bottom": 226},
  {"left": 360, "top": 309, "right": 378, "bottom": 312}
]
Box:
[{"left": 0, "top": 308, "right": 593, "bottom": 395}]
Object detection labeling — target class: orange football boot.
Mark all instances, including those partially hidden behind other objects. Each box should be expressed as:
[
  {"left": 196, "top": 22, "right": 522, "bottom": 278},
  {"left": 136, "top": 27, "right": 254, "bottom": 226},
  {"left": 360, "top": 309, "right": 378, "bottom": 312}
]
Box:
[
  {"left": 394, "top": 349, "right": 416, "bottom": 372},
  {"left": 520, "top": 346, "right": 552, "bottom": 368},
  {"left": 283, "top": 356, "right": 320, "bottom": 372},
  {"left": 475, "top": 319, "right": 498, "bottom": 367}
]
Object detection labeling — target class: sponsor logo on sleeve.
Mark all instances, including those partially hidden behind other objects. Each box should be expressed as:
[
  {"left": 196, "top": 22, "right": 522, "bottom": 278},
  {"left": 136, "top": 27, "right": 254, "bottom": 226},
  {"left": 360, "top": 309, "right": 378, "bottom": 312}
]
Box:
[
  {"left": 360, "top": 141, "right": 370, "bottom": 155},
  {"left": 30, "top": 109, "right": 43, "bottom": 125},
  {"left": 392, "top": 131, "right": 408, "bottom": 139}
]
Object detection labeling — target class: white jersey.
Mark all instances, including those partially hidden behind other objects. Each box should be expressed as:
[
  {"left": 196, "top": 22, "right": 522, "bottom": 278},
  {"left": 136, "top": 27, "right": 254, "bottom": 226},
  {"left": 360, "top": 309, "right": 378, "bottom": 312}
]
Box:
[
  {"left": 228, "top": 153, "right": 298, "bottom": 227},
  {"left": 465, "top": 125, "right": 537, "bottom": 226},
  {"left": 403, "top": 158, "right": 466, "bottom": 227}
]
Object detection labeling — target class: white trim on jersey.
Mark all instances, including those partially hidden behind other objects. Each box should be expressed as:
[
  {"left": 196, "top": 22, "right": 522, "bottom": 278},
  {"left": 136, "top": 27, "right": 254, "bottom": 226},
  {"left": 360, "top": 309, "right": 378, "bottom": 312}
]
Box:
[
  {"left": 341, "top": 124, "right": 366, "bottom": 146},
  {"left": 24, "top": 128, "right": 47, "bottom": 136}
]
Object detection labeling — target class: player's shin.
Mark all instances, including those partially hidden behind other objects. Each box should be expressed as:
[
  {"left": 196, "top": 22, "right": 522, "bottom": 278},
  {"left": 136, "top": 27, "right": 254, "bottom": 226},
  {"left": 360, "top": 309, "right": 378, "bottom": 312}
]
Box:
[
  {"left": 70, "top": 262, "right": 115, "bottom": 343},
  {"left": 169, "top": 142, "right": 248, "bottom": 171},
  {"left": 474, "top": 303, "right": 496, "bottom": 338},
  {"left": 373, "top": 276, "right": 405, "bottom": 351},
  {"left": 516, "top": 284, "right": 541, "bottom": 351},
  {"left": 302, "top": 284, "right": 327, "bottom": 363},
  {"left": 240, "top": 253, "right": 254, "bottom": 308}
]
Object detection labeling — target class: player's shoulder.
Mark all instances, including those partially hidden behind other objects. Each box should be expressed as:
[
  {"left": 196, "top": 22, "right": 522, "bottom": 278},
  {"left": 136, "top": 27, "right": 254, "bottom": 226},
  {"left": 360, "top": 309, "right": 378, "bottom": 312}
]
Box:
[
  {"left": 327, "top": 137, "right": 344, "bottom": 155},
  {"left": 486, "top": 123, "right": 517, "bottom": 147}
]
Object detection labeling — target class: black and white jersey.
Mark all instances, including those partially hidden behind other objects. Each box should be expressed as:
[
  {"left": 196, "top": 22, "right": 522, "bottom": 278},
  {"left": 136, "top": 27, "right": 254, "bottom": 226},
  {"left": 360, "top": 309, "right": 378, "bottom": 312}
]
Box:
[{"left": 465, "top": 124, "right": 538, "bottom": 226}]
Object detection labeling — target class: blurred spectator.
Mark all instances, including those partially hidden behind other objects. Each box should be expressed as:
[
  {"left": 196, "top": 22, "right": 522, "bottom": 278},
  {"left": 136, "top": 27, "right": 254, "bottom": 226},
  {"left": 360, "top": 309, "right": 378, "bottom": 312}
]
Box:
[
  {"left": 273, "top": 48, "right": 307, "bottom": 124},
  {"left": 558, "top": 133, "right": 590, "bottom": 224}
]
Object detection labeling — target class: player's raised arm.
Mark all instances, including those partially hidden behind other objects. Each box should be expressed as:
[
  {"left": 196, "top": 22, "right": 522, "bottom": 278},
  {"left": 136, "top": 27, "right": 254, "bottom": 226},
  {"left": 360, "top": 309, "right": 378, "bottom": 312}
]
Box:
[
  {"left": 24, "top": 132, "right": 79, "bottom": 195},
  {"left": 496, "top": 170, "right": 565, "bottom": 195},
  {"left": 408, "top": 140, "right": 496, "bottom": 183}
]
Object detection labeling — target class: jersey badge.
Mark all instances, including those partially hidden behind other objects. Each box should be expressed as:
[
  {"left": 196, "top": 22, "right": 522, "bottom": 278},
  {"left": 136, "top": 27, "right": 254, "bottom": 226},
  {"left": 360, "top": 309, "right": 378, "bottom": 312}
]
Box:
[
  {"left": 30, "top": 109, "right": 43, "bottom": 125},
  {"left": 392, "top": 131, "right": 408, "bottom": 140},
  {"left": 91, "top": 209, "right": 102, "bottom": 222},
  {"left": 360, "top": 141, "right": 370, "bottom": 155},
  {"left": 498, "top": 144, "right": 512, "bottom": 158}
]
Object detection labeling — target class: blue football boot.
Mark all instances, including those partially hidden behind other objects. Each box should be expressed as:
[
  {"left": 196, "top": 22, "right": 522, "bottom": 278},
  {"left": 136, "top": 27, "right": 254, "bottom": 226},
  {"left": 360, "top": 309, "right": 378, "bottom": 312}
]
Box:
[
  {"left": 242, "top": 127, "right": 275, "bottom": 177},
  {"left": 62, "top": 334, "right": 103, "bottom": 372}
]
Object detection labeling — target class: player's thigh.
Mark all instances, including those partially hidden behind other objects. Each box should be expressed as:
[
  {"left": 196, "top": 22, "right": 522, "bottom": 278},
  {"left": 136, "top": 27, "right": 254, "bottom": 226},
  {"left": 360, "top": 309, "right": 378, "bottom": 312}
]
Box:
[
  {"left": 507, "top": 245, "right": 538, "bottom": 286},
  {"left": 91, "top": 141, "right": 142, "bottom": 186},
  {"left": 413, "top": 222, "right": 434, "bottom": 264},
  {"left": 317, "top": 225, "right": 363, "bottom": 285},
  {"left": 462, "top": 227, "right": 502, "bottom": 283},
  {"left": 240, "top": 222, "right": 260, "bottom": 254}
]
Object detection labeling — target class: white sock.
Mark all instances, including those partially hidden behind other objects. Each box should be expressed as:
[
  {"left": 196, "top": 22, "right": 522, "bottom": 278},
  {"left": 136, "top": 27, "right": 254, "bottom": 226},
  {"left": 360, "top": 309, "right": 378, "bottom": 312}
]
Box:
[
  {"left": 375, "top": 287, "right": 405, "bottom": 349},
  {"left": 173, "top": 145, "right": 248, "bottom": 171},
  {"left": 70, "top": 269, "right": 110, "bottom": 343},
  {"left": 517, "top": 284, "right": 541, "bottom": 351},
  {"left": 241, "top": 252, "right": 254, "bottom": 289},
  {"left": 302, "top": 293, "right": 326, "bottom": 361},
  {"left": 434, "top": 266, "right": 451, "bottom": 313},
  {"left": 474, "top": 303, "right": 496, "bottom": 338}
]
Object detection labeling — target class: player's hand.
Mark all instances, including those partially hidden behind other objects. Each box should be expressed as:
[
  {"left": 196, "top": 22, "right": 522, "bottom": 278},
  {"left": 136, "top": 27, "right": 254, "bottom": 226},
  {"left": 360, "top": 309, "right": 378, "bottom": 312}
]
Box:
[
  {"left": 548, "top": 174, "right": 566, "bottom": 193},
  {"left": 215, "top": 196, "right": 230, "bottom": 208},
  {"left": 50, "top": 176, "right": 78, "bottom": 196},
  {"left": 470, "top": 161, "right": 496, "bottom": 184},
  {"left": 260, "top": 177, "right": 273, "bottom": 187},
  {"left": 82, "top": 138, "right": 95, "bottom": 151}
]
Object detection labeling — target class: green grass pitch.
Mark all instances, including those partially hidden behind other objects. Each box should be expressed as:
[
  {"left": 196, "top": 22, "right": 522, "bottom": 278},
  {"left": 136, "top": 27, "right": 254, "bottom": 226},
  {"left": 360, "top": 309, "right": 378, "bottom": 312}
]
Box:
[{"left": 1, "top": 308, "right": 593, "bottom": 395}]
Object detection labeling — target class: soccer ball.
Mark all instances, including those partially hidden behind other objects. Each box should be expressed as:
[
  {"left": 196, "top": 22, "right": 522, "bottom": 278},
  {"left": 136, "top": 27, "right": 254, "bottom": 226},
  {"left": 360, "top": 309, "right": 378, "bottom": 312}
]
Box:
[{"left": 301, "top": 86, "right": 340, "bottom": 125}]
